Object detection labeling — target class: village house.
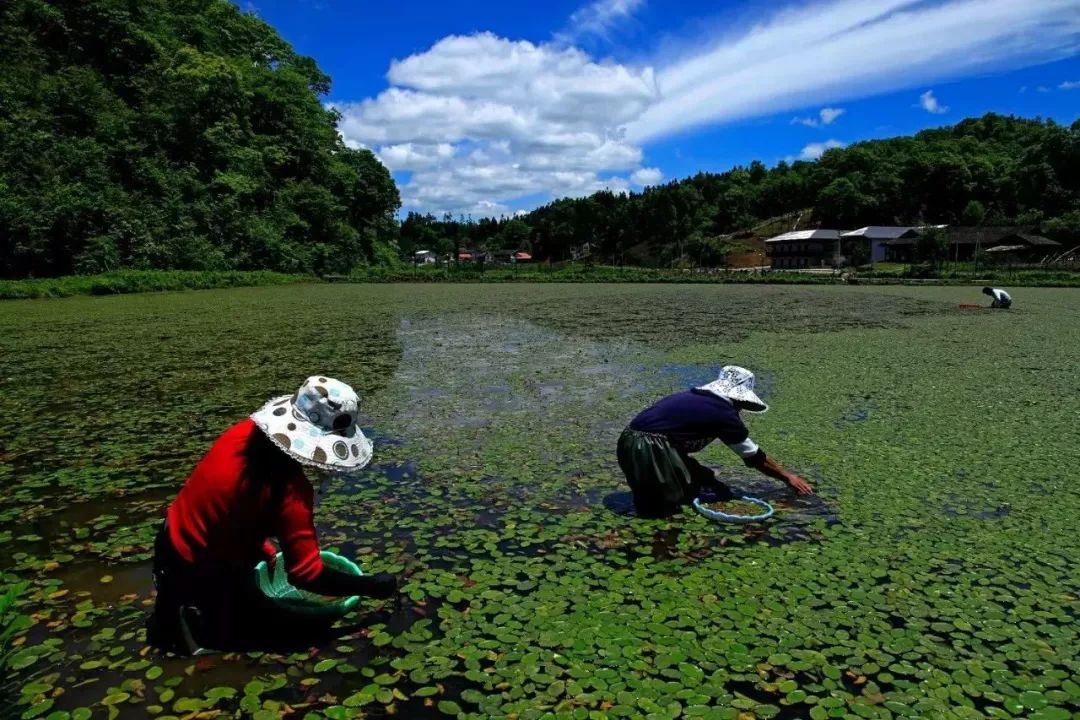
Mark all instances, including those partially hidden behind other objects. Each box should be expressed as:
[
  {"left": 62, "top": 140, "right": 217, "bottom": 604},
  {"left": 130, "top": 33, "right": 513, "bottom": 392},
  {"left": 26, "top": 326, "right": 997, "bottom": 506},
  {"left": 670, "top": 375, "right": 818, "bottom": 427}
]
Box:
[
  {"left": 881, "top": 226, "right": 1060, "bottom": 263},
  {"left": 414, "top": 249, "right": 436, "bottom": 265},
  {"left": 841, "top": 226, "right": 923, "bottom": 263},
  {"left": 764, "top": 229, "right": 841, "bottom": 269}
]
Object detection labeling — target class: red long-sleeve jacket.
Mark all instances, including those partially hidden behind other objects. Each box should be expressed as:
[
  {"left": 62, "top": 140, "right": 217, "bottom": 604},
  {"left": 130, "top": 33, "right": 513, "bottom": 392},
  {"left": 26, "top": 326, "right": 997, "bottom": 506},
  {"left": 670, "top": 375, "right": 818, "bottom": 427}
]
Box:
[{"left": 166, "top": 419, "right": 324, "bottom": 585}]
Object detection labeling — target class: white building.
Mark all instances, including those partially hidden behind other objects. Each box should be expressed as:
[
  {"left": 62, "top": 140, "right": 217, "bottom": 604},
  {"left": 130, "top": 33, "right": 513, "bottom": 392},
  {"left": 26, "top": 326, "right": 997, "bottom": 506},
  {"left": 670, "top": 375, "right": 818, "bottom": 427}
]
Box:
[
  {"left": 840, "top": 227, "right": 923, "bottom": 264},
  {"left": 414, "top": 249, "right": 436, "bottom": 265}
]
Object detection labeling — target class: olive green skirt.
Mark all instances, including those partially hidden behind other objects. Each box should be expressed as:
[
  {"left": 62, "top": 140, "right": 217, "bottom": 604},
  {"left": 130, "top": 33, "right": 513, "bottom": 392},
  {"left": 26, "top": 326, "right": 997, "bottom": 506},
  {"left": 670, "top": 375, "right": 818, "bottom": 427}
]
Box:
[{"left": 616, "top": 428, "right": 715, "bottom": 518}]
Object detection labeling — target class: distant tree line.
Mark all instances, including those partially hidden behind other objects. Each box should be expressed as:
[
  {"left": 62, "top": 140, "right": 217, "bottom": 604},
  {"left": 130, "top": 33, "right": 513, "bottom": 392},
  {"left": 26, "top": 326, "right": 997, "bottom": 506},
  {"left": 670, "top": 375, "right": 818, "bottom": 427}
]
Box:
[
  {"left": 413, "top": 114, "right": 1080, "bottom": 267},
  {"left": 0, "top": 0, "right": 399, "bottom": 278}
]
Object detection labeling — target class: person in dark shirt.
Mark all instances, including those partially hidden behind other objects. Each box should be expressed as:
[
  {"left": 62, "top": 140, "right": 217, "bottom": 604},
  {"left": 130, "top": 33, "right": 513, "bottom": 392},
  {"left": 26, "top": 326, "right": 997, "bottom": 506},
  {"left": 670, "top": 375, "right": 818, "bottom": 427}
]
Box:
[
  {"left": 619, "top": 366, "right": 813, "bottom": 517},
  {"left": 148, "top": 376, "right": 397, "bottom": 654}
]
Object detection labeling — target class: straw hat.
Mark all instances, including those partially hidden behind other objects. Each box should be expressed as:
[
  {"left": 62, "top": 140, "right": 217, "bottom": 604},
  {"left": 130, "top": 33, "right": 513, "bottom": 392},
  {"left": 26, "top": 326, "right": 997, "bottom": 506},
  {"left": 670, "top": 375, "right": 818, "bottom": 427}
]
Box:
[
  {"left": 251, "top": 376, "right": 373, "bottom": 472},
  {"left": 697, "top": 366, "right": 768, "bottom": 413}
]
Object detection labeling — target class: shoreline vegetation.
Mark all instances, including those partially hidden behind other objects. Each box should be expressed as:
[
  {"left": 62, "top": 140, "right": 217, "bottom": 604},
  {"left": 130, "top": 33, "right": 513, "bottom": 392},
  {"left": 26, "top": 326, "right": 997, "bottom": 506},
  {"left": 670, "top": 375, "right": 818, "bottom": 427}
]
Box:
[
  {"left": 4, "top": 265, "right": 1079, "bottom": 300},
  {"left": 0, "top": 270, "right": 313, "bottom": 300}
]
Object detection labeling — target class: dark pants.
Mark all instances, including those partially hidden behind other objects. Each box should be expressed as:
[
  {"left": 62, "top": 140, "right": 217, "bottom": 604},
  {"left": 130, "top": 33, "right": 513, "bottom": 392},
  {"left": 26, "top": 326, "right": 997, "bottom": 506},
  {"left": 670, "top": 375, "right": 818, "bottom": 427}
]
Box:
[
  {"left": 150, "top": 523, "right": 345, "bottom": 654},
  {"left": 149, "top": 522, "right": 268, "bottom": 653},
  {"left": 617, "top": 429, "right": 731, "bottom": 518}
]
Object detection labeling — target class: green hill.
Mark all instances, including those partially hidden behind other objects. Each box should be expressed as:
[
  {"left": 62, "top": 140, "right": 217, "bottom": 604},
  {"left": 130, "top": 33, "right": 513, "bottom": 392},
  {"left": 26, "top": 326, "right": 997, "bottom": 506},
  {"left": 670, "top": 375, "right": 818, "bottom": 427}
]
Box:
[{"left": 0, "top": 0, "right": 399, "bottom": 278}]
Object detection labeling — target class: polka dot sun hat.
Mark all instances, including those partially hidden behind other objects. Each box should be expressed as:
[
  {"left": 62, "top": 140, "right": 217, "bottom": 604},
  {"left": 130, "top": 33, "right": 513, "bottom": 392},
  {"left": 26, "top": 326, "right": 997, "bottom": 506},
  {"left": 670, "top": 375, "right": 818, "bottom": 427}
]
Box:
[{"left": 251, "top": 376, "right": 373, "bottom": 472}]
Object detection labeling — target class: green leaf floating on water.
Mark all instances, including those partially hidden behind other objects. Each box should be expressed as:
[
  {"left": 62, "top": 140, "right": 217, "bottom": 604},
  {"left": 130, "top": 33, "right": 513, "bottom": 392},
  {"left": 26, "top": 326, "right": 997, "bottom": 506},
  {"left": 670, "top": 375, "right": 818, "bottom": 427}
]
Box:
[
  {"left": 437, "top": 700, "right": 463, "bottom": 716},
  {"left": 20, "top": 699, "right": 54, "bottom": 720}
]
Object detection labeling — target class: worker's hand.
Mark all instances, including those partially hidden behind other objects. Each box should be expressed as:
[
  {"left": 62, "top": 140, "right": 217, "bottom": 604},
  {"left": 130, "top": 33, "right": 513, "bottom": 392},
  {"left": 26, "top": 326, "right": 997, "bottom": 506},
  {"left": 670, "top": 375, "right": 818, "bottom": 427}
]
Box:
[
  {"left": 262, "top": 541, "right": 278, "bottom": 571},
  {"left": 362, "top": 573, "right": 398, "bottom": 600},
  {"left": 786, "top": 474, "right": 814, "bottom": 495}
]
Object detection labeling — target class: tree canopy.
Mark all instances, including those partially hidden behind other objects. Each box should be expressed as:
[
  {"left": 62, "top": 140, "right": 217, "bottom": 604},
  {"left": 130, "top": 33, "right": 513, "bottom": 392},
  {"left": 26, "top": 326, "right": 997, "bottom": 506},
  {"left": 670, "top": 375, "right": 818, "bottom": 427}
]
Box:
[{"left": 0, "top": 0, "right": 399, "bottom": 278}]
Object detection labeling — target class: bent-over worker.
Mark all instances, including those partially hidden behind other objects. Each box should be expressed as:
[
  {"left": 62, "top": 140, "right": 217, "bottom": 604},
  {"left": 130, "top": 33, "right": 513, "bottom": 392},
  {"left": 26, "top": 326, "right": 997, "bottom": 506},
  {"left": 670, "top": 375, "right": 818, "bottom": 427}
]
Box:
[
  {"left": 982, "top": 287, "right": 1012, "bottom": 309},
  {"left": 149, "top": 376, "right": 396, "bottom": 653},
  {"left": 617, "top": 366, "right": 813, "bottom": 518}
]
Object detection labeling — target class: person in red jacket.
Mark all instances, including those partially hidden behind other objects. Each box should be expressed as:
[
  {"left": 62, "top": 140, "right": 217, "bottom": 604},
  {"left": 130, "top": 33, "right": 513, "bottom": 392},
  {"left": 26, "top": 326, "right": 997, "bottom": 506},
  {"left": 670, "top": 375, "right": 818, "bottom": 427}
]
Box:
[{"left": 148, "top": 376, "right": 396, "bottom": 654}]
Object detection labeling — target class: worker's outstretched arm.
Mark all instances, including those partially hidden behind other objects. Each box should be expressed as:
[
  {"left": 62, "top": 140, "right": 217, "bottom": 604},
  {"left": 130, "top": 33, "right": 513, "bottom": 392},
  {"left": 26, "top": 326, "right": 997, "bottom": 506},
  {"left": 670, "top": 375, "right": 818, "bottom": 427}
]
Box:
[
  {"left": 745, "top": 451, "right": 814, "bottom": 495},
  {"left": 295, "top": 567, "right": 398, "bottom": 599}
]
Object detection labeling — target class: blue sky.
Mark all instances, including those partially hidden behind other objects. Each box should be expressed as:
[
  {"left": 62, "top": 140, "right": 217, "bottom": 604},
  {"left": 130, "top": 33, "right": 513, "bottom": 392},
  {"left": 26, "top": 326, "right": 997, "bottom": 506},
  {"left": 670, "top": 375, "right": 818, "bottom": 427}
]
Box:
[{"left": 244, "top": 0, "right": 1080, "bottom": 217}]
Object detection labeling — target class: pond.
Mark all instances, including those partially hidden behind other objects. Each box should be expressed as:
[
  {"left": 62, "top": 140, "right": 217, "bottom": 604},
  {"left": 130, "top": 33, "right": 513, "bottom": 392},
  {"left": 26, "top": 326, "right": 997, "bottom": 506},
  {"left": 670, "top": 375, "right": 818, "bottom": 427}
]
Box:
[{"left": 1, "top": 283, "right": 1078, "bottom": 720}]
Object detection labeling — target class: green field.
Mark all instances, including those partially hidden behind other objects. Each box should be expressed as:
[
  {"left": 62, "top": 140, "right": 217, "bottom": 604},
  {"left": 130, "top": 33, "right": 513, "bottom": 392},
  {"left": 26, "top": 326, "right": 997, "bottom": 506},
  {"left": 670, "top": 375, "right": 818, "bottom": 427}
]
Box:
[{"left": 1, "top": 284, "right": 1078, "bottom": 720}]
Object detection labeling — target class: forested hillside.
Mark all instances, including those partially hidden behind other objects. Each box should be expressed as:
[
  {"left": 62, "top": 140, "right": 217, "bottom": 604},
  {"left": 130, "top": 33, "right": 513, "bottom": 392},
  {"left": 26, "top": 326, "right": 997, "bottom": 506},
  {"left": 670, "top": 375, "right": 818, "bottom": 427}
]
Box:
[
  {"left": 402, "top": 114, "right": 1080, "bottom": 266},
  {"left": 0, "top": 0, "right": 399, "bottom": 278}
]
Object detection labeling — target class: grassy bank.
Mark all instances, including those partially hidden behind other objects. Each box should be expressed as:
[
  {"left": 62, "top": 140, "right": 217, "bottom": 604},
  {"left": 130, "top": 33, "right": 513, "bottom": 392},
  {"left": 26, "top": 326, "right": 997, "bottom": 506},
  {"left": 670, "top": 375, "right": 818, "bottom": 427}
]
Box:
[{"left": 0, "top": 270, "right": 316, "bottom": 300}]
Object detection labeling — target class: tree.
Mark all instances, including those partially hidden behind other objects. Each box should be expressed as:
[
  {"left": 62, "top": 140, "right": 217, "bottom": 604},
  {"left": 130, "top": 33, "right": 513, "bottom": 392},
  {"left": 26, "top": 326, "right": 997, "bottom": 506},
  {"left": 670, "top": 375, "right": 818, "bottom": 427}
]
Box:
[
  {"left": 816, "top": 178, "right": 875, "bottom": 228},
  {"left": 495, "top": 219, "right": 531, "bottom": 251},
  {"left": 960, "top": 200, "right": 987, "bottom": 226},
  {"left": 915, "top": 227, "right": 949, "bottom": 269},
  {"left": 0, "top": 0, "right": 399, "bottom": 278}
]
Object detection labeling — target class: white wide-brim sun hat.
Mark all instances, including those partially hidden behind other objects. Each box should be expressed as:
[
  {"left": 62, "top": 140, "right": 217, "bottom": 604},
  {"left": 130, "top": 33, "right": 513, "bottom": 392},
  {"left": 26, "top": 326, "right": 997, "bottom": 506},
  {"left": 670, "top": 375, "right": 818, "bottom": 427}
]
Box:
[
  {"left": 697, "top": 365, "right": 768, "bottom": 413},
  {"left": 251, "top": 376, "right": 373, "bottom": 472}
]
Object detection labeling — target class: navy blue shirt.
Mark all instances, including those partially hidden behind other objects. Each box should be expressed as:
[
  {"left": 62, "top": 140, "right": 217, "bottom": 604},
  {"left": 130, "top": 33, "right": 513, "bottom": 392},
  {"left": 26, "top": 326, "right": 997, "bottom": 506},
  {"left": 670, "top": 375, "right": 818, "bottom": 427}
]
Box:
[{"left": 629, "top": 390, "right": 750, "bottom": 452}]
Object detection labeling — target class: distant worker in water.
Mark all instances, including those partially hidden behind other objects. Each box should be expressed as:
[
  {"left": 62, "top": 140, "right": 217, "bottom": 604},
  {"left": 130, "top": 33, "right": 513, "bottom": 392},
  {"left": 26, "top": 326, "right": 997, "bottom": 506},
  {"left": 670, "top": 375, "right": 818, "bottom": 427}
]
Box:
[
  {"left": 983, "top": 286, "right": 1012, "bottom": 309},
  {"left": 148, "top": 376, "right": 396, "bottom": 654},
  {"left": 617, "top": 366, "right": 814, "bottom": 518}
]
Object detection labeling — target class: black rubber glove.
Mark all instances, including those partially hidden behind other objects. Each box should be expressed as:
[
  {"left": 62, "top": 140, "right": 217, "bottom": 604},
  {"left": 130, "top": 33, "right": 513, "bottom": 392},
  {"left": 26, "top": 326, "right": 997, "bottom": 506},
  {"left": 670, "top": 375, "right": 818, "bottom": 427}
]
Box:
[{"left": 296, "top": 567, "right": 398, "bottom": 599}]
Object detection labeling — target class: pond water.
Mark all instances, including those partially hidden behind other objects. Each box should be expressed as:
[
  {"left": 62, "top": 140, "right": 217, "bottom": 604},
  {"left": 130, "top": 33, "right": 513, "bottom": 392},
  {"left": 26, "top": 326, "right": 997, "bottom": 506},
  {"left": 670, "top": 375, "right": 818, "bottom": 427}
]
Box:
[{"left": 1, "top": 284, "right": 1078, "bottom": 720}]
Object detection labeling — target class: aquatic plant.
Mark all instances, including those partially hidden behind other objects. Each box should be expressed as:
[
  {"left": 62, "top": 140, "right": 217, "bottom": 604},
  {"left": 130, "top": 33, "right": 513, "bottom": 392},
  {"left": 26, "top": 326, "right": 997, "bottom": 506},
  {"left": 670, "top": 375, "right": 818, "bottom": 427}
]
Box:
[{"left": 1, "top": 283, "right": 1077, "bottom": 719}]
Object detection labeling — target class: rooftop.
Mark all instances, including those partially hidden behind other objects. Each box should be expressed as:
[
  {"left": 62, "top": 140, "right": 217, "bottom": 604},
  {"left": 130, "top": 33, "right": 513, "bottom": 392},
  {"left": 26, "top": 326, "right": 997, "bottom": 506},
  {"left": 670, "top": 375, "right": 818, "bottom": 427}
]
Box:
[
  {"left": 841, "top": 226, "right": 921, "bottom": 239},
  {"left": 765, "top": 229, "right": 841, "bottom": 243}
]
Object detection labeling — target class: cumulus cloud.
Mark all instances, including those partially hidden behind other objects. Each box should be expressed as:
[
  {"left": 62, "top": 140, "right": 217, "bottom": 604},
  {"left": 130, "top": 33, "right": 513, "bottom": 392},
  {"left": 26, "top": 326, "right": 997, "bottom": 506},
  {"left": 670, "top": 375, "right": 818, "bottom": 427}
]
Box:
[
  {"left": 799, "top": 139, "right": 845, "bottom": 160},
  {"left": 631, "top": 167, "right": 663, "bottom": 186},
  {"left": 626, "top": 0, "right": 1079, "bottom": 142},
  {"left": 334, "top": 33, "right": 657, "bottom": 215},
  {"left": 377, "top": 143, "right": 456, "bottom": 172},
  {"left": 792, "top": 107, "right": 846, "bottom": 127},
  {"left": 918, "top": 89, "right": 949, "bottom": 114},
  {"left": 1060, "top": 80, "right": 1080, "bottom": 90}
]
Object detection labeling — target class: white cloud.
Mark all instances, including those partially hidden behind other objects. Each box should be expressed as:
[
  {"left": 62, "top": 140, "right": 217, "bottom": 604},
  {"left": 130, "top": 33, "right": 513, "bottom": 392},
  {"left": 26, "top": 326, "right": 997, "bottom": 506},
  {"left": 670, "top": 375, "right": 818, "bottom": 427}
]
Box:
[
  {"left": 1060, "top": 80, "right": 1080, "bottom": 90},
  {"left": 334, "top": 33, "right": 657, "bottom": 215},
  {"left": 631, "top": 167, "right": 663, "bottom": 186},
  {"left": 377, "top": 143, "right": 455, "bottom": 172},
  {"left": 820, "top": 107, "right": 846, "bottom": 125},
  {"left": 626, "top": 0, "right": 1080, "bottom": 142},
  {"left": 918, "top": 89, "right": 949, "bottom": 114},
  {"left": 1037, "top": 85, "right": 1051, "bottom": 92},
  {"left": 799, "top": 139, "right": 845, "bottom": 160},
  {"left": 560, "top": 0, "right": 645, "bottom": 43},
  {"left": 792, "top": 106, "right": 846, "bottom": 127}
]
